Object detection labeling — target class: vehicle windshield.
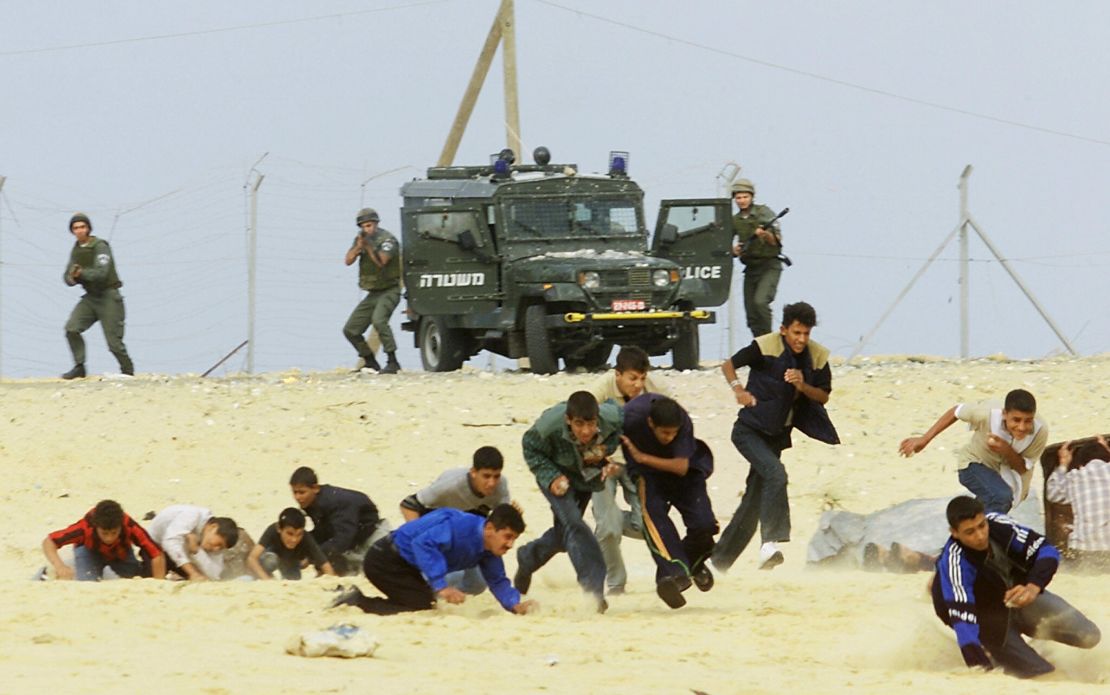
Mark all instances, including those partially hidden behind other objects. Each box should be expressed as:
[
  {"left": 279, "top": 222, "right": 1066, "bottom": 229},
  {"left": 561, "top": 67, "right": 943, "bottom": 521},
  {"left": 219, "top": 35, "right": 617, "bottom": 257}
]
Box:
[{"left": 503, "top": 197, "right": 642, "bottom": 240}]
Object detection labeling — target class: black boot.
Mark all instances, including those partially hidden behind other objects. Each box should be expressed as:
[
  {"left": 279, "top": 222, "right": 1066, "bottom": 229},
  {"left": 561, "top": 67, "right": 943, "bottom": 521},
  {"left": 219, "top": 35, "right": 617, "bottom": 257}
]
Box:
[
  {"left": 358, "top": 353, "right": 381, "bottom": 372},
  {"left": 381, "top": 352, "right": 401, "bottom": 374},
  {"left": 118, "top": 356, "right": 134, "bottom": 376},
  {"left": 62, "top": 364, "right": 86, "bottom": 380}
]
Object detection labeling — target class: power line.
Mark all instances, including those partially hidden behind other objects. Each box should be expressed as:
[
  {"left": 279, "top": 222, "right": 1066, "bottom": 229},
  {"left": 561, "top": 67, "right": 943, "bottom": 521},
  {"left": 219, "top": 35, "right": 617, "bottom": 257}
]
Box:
[
  {"left": 0, "top": 0, "right": 451, "bottom": 56},
  {"left": 533, "top": 0, "right": 1110, "bottom": 148}
]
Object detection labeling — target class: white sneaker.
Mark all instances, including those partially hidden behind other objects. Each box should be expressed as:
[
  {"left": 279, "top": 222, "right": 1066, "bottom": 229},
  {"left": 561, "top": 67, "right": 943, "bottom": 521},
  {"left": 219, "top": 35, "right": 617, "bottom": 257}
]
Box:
[{"left": 759, "top": 542, "right": 784, "bottom": 570}]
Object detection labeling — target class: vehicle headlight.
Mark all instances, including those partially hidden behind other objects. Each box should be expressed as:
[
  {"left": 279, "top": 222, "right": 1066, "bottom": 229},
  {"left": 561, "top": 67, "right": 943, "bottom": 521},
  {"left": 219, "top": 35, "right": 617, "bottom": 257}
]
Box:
[
  {"left": 579, "top": 271, "right": 601, "bottom": 290},
  {"left": 652, "top": 269, "right": 671, "bottom": 287}
]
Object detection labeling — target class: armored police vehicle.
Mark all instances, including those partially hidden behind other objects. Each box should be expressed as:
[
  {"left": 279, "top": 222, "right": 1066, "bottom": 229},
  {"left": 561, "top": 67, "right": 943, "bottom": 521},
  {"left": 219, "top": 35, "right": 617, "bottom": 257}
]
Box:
[{"left": 399, "top": 147, "right": 733, "bottom": 374}]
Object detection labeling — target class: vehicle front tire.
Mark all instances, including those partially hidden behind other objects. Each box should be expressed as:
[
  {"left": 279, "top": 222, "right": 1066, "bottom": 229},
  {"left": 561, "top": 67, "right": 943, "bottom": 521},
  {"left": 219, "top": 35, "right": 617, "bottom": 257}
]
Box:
[
  {"left": 525, "top": 305, "right": 559, "bottom": 375},
  {"left": 419, "top": 316, "right": 467, "bottom": 372}
]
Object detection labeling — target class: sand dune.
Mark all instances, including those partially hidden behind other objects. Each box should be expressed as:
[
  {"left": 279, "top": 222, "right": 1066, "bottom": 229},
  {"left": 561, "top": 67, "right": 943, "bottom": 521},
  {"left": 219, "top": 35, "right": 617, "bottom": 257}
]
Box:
[{"left": 2, "top": 354, "right": 1107, "bottom": 693}]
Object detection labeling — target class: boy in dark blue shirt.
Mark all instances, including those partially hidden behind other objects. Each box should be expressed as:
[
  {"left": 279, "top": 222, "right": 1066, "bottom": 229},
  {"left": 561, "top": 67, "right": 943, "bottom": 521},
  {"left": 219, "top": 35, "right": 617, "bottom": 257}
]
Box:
[
  {"left": 620, "top": 394, "right": 717, "bottom": 608},
  {"left": 714, "top": 301, "right": 838, "bottom": 572},
  {"left": 290, "top": 466, "right": 388, "bottom": 575},
  {"left": 332, "top": 504, "right": 535, "bottom": 616},
  {"left": 933, "top": 496, "right": 1100, "bottom": 677}
]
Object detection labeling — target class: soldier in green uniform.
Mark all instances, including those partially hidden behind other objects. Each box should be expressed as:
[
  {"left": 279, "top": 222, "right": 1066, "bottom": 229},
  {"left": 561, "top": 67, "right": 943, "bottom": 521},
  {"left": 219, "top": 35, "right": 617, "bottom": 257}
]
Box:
[
  {"left": 61, "top": 213, "right": 133, "bottom": 379},
  {"left": 730, "top": 179, "right": 784, "bottom": 338},
  {"left": 343, "top": 208, "right": 402, "bottom": 374}
]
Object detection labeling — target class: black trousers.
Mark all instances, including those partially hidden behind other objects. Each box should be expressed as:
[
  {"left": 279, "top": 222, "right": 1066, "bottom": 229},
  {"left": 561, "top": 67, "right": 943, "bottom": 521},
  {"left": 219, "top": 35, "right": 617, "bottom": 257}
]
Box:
[
  {"left": 638, "top": 468, "right": 718, "bottom": 581},
  {"left": 356, "top": 536, "right": 436, "bottom": 615}
]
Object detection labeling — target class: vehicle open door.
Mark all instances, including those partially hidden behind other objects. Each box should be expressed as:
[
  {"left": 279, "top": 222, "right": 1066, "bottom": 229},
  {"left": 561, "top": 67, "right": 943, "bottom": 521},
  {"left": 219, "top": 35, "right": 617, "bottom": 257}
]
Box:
[
  {"left": 401, "top": 205, "right": 501, "bottom": 315},
  {"left": 650, "top": 198, "right": 734, "bottom": 307}
]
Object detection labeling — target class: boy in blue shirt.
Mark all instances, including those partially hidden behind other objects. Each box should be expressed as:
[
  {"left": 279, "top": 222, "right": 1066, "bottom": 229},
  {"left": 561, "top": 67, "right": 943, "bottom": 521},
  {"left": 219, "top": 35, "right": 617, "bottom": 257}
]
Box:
[
  {"left": 932, "top": 496, "right": 1100, "bottom": 677},
  {"left": 331, "top": 504, "right": 535, "bottom": 616}
]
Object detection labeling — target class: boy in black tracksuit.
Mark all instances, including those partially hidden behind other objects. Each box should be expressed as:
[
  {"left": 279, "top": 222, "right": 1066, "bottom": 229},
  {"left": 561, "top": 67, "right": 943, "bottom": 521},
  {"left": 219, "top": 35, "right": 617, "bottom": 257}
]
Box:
[
  {"left": 620, "top": 394, "right": 717, "bottom": 609},
  {"left": 933, "top": 496, "right": 1100, "bottom": 677}
]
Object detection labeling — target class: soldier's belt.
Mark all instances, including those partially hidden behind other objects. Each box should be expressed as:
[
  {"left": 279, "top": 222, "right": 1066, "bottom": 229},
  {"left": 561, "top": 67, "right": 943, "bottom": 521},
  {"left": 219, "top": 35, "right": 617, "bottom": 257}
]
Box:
[{"left": 562, "top": 309, "right": 712, "bottom": 323}]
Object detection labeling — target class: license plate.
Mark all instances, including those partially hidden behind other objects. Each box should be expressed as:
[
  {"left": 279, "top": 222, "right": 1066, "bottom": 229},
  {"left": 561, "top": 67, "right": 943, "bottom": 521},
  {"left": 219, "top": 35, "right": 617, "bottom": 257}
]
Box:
[{"left": 611, "top": 299, "right": 646, "bottom": 312}]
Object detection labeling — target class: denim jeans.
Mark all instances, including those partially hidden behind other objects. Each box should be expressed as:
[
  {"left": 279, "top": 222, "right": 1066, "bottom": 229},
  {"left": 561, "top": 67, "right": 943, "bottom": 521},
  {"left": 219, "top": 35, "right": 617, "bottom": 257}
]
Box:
[
  {"left": 958, "top": 462, "right": 1014, "bottom": 514},
  {"left": 445, "top": 567, "right": 487, "bottom": 595},
  {"left": 712, "top": 421, "right": 791, "bottom": 571},
  {"left": 990, "top": 591, "right": 1101, "bottom": 677},
  {"left": 591, "top": 470, "right": 644, "bottom": 591},
  {"left": 516, "top": 485, "right": 606, "bottom": 598},
  {"left": 73, "top": 545, "right": 142, "bottom": 581}
]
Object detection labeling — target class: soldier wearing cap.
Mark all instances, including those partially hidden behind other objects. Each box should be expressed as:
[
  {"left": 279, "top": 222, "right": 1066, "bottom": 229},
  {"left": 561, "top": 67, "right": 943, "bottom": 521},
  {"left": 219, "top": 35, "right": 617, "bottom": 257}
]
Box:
[
  {"left": 343, "top": 208, "right": 402, "bottom": 373},
  {"left": 730, "top": 179, "right": 784, "bottom": 338},
  {"left": 61, "top": 213, "right": 134, "bottom": 379}
]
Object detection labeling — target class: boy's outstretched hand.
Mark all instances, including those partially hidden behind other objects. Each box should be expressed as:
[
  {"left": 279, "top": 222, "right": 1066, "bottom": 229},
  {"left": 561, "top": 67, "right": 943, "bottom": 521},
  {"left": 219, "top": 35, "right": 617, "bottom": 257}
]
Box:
[
  {"left": 899, "top": 435, "right": 933, "bottom": 457},
  {"left": 437, "top": 587, "right": 466, "bottom": 605},
  {"left": 513, "top": 599, "right": 537, "bottom": 615}
]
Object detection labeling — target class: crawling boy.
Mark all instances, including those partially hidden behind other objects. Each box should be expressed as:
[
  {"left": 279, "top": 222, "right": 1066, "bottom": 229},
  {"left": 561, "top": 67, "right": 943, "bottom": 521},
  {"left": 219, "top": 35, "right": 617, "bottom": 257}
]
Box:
[
  {"left": 41, "top": 499, "right": 165, "bottom": 581},
  {"left": 247, "top": 507, "right": 336, "bottom": 580}
]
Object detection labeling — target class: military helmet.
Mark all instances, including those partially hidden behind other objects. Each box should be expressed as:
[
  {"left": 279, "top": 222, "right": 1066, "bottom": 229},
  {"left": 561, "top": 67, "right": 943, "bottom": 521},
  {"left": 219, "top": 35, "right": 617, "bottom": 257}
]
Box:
[
  {"left": 356, "top": 208, "right": 380, "bottom": 225},
  {"left": 69, "top": 212, "right": 93, "bottom": 232},
  {"left": 730, "top": 179, "right": 755, "bottom": 195}
]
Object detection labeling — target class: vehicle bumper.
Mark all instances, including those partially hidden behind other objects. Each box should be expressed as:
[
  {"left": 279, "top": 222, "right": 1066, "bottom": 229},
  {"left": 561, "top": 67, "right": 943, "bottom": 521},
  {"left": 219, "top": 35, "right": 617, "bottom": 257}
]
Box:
[{"left": 555, "top": 309, "right": 714, "bottom": 326}]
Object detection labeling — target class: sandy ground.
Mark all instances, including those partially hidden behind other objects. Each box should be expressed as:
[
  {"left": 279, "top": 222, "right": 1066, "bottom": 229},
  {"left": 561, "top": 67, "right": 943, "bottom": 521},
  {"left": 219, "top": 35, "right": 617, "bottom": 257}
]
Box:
[{"left": 2, "top": 354, "right": 1108, "bottom": 694}]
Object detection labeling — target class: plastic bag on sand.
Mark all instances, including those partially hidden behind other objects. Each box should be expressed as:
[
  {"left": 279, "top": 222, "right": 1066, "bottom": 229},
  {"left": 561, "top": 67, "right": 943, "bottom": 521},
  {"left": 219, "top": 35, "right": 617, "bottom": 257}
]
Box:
[{"left": 285, "top": 623, "right": 380, "bottom": 658}]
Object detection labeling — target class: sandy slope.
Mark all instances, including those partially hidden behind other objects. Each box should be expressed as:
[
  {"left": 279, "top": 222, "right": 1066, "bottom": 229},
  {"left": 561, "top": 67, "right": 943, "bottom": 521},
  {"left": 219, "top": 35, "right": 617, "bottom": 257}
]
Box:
[{"left": 2, "top": 355, "right": 1107, "bottom": 694}]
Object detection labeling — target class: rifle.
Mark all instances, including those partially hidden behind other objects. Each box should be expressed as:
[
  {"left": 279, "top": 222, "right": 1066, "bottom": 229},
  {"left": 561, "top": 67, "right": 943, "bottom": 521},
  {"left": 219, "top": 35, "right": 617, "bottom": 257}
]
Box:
[{"left": 736, "top": 207, "right": 792, "bottom": 266}]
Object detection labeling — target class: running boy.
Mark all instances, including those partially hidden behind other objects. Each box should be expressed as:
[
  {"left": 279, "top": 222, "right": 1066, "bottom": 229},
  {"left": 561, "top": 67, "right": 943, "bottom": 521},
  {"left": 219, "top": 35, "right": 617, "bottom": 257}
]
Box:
[
  {"left": 514, "top": 391, "right": 622, "bottom": 612},
  {"left": 247, "top": 507, "right": 336, "bottom": 580},
  {"left": 620, "top": 394, "right": 717, "bottom": 608},
  {"left": 899, "top": 389, "right": 1047, "bottom": 513},
  {"left": 332, "top": 505, "right": 535, "bottom": 616},
  {"left": 589, "top": 345, "right": 665, "bottom": 594},
  {"left": 713, "top": 301, "right": 839, "bottom": 572},
  {"left": 147, "top": 504, "right": 239, "bottom": 581},
  {"left": 41, "top": 499, "right": 165, "bottom": 580},
  {"left": 290, "top": 467, "right": 389, "bottom": 575}
]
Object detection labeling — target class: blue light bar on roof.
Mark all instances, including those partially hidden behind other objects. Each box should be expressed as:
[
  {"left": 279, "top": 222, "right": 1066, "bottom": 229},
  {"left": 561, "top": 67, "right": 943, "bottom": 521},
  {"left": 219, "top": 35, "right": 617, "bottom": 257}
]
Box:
[{"left": 608, "top": 150, "right": 629, "bottom": 177}]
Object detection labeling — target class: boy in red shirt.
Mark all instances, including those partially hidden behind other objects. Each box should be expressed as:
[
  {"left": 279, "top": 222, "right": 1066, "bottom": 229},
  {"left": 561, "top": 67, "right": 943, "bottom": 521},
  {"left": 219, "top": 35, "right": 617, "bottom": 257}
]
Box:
[{"left": 41, "top": 499, "right": 166, "bottom": 580}]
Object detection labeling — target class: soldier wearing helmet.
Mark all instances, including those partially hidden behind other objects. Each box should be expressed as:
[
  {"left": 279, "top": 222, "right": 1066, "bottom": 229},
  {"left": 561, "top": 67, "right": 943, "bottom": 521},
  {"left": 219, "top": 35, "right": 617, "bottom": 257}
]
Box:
[
  {"left": 730, "top": 179, "right": 783, "bottom": 338},
  {"left": 61, "top": 213, "right": 134, "bottom": 379},
  {"left": 343, "top": 208, "right": 402, "bottom": 373}
]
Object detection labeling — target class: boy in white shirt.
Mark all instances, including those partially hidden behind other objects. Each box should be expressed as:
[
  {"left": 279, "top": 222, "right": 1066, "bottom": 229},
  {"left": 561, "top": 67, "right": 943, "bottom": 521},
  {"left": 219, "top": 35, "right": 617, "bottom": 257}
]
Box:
[
  {"left": 899, "top": 389, "right": 1047, "bottom": 514},
  {"left": 589, "top": 346, "right": 668, "bottom": 594},
  {"left": 147, "top": 505, "right": 239, "bottom": 581}
]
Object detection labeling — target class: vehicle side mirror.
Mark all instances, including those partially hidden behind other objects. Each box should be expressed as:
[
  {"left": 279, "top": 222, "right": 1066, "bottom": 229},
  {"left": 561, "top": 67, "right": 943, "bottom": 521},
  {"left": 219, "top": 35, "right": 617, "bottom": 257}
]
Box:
[
  {"left": 657, "top": 223, "right": 678, "bottom": 246},
  {"left": 458, "top": 229, "right": 477, "bottom": 251}
]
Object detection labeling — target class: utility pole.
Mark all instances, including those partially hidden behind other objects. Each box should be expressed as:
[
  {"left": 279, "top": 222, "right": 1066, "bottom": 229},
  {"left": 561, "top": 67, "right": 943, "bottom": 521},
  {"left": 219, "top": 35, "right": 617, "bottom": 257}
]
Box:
[
  {"left": 438, "top": 0, "right": 521, "bottom": 166},
  {"left": 0, "top": 175, "right": 6, "bottom": 380},
  {"left": 246, "top": 154, "right": 267, "bottom": 374},
  {"left": 848, "top": 166, "right": 1077, "bottom": 360},
  {"left": 500, "top": 0, "right": 521, "bottom": 160},
  {"left": 716, "top": 162, "right": 741, "bottom": 357},
  {"left": 958, "top": 165, "right": 971, "bottom": 357}
]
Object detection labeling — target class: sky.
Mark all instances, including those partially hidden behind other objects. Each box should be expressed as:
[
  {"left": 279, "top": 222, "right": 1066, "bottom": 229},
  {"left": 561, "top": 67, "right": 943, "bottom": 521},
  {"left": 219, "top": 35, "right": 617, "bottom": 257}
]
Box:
[{"left": 1, "top": 0, "right": 1108, "bottom": 378}]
